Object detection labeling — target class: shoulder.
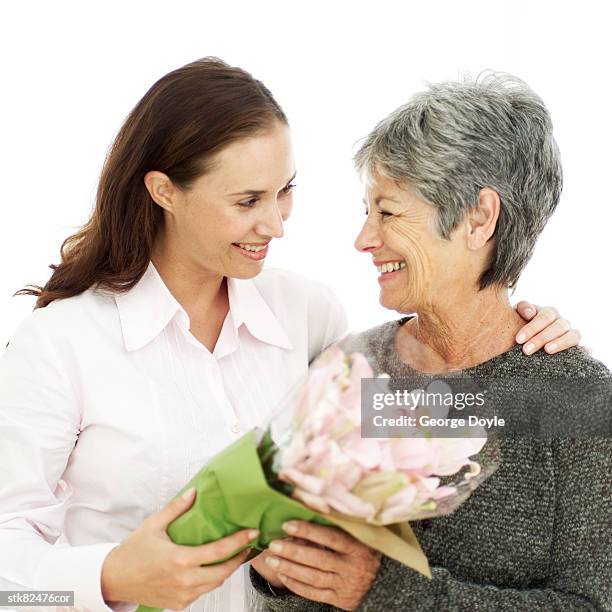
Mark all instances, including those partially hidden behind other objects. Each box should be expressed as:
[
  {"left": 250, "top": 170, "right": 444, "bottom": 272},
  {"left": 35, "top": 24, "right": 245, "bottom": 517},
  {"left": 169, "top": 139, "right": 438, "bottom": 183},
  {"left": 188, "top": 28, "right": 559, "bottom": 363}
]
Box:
[
  {"left": 6, "top": 288, "right": 119, "bottom": 350},
  {"left": 340, "top": 317, "right": 411, "bottom": 350},
  {"left": 253, "top": 267, "right": 342, "bottom": 308},
  {"left": 339, "top": 317, "right": 411, "bottom": 372},
  {"left": 253, "top": 268, "right": 348, "bottom": 358},
  {"left": 514, "top": 346, "right": 611, "bottom": 379},
  {"left": 490, "top": 347, "right": 611, "bottom": 439},
  {"left": 253, "top": 267, "right": 347, "bottom": 329}
]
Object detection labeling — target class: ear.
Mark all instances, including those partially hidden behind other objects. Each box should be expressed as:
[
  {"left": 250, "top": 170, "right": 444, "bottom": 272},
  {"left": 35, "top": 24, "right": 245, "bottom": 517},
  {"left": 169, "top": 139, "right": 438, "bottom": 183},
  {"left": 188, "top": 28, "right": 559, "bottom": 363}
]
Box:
[
  {"left": 466, "top": 187, "right": 500, "bottom": 250},
  {"left": 144, "top": 171, "right": 178, "bottom": 214}
]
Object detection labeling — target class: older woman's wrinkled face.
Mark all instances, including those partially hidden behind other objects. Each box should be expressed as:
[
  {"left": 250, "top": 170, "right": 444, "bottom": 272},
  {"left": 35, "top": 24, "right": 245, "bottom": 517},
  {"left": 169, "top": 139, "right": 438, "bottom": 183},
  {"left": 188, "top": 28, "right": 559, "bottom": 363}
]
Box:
[{"left": 355, "top": 172, "right": 466, "bottom": 313}]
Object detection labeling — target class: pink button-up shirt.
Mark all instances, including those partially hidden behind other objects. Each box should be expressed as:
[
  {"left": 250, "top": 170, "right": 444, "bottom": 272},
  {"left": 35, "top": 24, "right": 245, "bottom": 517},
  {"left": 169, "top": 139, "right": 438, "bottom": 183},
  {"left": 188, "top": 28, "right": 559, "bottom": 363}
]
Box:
[{"left": 0, "top": 263, "right": 347, "bottom": 611}]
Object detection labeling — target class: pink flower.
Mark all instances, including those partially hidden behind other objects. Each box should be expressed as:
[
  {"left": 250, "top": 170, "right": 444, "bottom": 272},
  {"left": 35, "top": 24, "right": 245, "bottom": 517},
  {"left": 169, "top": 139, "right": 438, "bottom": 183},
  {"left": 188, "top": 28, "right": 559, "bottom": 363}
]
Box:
[
  {"left": 428, "top": 437, "right": 487, "bottom": 476},
  {"left": 292, "top": 488, "right": 330, "bottom": 514},
  {"left": 377, "top": 484, "right": 418, "bottom": 523},
  {"left": 343, "top": 434, "right": 383, "bottom": 470},
  {"left": 338, "top": 353, "right": 374, "bottom": 426},
  {"left": 389, "top": 437, "right": 438, "bottom": 473},
  {"left": 274, "top": 346, "right": 493, "bottom": 525},
  {"left": 331, "top": 460, "right": 364, "bottom": 491},
  {"left": 352, "top": 471, "right": 408, "bottom": 504},
  {"left": 324, "top": 483, "right": 377, "bottom": 519},
  {"left": 279, "top": 467, "right": 326, "bottom": 496},
  {"left": 294, "top": 346, "right": 346, "bottom": 424}
]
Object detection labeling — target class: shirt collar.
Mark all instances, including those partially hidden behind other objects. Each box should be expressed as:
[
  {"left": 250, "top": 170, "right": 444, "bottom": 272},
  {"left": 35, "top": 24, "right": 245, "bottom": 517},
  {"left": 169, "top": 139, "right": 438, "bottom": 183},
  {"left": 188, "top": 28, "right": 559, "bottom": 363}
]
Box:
[
  {"left": 227, "top": 275, "right": 293, "bottom": 350},
  {"left": 114, "top": 262, "right": 186, "bottom": 352},
  {"left": 115, "top": 262, "right": 293, "bottom": 352}
]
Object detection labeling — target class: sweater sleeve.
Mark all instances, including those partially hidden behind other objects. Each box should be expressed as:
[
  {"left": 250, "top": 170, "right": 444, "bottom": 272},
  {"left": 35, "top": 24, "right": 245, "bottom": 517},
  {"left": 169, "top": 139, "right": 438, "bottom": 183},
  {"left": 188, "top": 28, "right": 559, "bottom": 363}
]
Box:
[
  {"left": 249, "top": 564, "right": 336, "bottom": 612},
  {"left": 357, "top": 437, "right": 612, "bottom": 612}
]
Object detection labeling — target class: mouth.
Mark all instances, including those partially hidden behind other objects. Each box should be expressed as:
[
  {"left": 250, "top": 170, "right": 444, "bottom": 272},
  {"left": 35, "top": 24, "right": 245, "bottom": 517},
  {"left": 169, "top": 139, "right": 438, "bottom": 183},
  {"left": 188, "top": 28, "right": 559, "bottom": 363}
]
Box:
[
  {"left": 232, "top": 242, "right": 270, "bottom": 261},
  {"left": 375, "top": 259, "right": 406, "bottom": 282}
]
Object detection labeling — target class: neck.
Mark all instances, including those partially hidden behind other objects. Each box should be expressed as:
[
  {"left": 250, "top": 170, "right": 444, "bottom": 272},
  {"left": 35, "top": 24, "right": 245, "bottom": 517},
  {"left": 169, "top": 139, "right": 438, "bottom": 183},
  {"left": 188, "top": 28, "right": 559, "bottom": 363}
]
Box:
[
  {"left": 398, "top": 286, "right": 524, "bottom": 373},
  {"left": 150, "top": 235, "right": 227, "bottom": 324}
]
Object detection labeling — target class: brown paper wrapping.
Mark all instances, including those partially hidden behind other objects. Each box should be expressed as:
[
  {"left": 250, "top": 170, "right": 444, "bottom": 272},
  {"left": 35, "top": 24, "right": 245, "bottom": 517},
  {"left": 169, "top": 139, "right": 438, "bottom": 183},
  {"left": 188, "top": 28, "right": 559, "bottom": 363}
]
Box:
[{"left": 327, "top": 511, "right": 431, "bottom": 578}]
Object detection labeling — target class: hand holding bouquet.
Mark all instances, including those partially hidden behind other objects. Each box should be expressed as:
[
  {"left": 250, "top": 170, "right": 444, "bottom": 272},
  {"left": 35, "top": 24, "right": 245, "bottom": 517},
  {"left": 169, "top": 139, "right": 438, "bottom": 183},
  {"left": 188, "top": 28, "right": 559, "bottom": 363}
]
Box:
[{"left": 135, "top": 346, "right": 497, "bottom": 612}]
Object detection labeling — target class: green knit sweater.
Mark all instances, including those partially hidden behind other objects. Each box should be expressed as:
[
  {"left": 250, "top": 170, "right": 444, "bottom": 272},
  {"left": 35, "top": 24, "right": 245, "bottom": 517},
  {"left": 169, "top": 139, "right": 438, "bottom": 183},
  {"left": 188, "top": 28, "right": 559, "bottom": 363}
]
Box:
[{"left": 249, "top": 318, "right": 612, "bottom": 611}]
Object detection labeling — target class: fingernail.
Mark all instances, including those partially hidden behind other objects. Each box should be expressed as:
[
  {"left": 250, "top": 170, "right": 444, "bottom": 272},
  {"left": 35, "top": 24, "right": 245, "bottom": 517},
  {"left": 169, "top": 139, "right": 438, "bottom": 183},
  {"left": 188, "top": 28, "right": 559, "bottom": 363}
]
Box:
[
  {"left": 546, "top": 343, "right": 557, "bottom": 353},
  {"left": 181, "top": 487, "right": 195, "bottom": 500},
  {"left": 269, "top": 541, "right": 283, "bottom": 553},
  {"left": 524, "top": 343, "right": 535, "bottom": 355},
  {"left": 516, "top": 333, "right": 526, "bottom": 344},
  {"left": 524, "top": 308, "right": 535, "bottom": 318},
  {"left": 248, "top": 529, "right": 260, "bottom": 540},
  {"left": 282, "top": 521, "right": 297, "bottom": 534},
  {"left": 265, "top": 556, "right": 280, "bottom": 568}
]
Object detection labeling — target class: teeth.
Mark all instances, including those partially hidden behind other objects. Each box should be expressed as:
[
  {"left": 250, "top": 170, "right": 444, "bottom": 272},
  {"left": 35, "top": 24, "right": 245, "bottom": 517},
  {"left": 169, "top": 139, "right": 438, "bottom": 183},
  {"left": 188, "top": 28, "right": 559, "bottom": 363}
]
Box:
[
  {"left": 377, "top": 261, "right": 406, "bottom": 274},
  {"left": 237, "top": 243, "right": 267, "bottom": 252}
]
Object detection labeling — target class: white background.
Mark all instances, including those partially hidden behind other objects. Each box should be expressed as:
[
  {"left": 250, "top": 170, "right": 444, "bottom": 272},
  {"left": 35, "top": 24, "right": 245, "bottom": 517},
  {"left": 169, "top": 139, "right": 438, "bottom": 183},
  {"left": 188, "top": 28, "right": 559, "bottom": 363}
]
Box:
[{"left": 1, "top": 0, "right": 611, "bottom": 366}]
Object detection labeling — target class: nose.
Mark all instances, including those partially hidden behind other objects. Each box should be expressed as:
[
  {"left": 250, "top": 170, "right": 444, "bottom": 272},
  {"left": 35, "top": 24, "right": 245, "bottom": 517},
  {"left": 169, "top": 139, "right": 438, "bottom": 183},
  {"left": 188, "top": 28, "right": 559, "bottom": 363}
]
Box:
[
  {"left": 354, "top": 215, "right": 383, "bottom": 253},
  {"left": 255, "top": 200, "right": 285, "bottom": 239}
]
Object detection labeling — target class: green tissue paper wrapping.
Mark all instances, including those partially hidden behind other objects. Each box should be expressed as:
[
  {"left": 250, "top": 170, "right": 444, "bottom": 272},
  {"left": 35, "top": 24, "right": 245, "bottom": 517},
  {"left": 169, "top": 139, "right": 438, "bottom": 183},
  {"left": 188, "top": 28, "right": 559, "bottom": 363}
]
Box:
[
  {"left": 135, "top": 429, "right": 429, "bottom": 612},
  {"left": 135, "top": 430, "right": 334, "bottom": 611}
]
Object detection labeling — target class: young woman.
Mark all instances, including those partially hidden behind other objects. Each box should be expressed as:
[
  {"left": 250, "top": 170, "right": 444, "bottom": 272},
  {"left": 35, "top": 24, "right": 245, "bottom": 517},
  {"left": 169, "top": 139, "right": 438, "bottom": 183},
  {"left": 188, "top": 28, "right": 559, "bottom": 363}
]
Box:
[{"left": 0, "top": 58, "right": 581, "bottom": 612}]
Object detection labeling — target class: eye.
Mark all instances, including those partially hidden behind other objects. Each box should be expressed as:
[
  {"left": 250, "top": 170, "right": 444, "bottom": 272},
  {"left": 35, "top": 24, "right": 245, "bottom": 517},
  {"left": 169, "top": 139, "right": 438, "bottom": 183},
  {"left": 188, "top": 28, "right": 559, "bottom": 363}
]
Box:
[
  {"left": 238, "top": 197, "right": 259, "bottom": 208},
  {"left": 281, "top": 183, "right": 296, "bottom": 195},
  {"left": 379, "top": 210, "right": 393, "bottom": 218}
]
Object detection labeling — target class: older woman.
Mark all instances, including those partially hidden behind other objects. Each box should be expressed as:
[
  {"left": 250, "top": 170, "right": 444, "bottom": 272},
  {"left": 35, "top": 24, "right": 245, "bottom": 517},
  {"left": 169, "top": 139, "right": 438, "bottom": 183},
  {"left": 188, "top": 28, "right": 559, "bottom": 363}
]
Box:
[{"left": 250, "top": 74, "right": 612, "bottom": 610}]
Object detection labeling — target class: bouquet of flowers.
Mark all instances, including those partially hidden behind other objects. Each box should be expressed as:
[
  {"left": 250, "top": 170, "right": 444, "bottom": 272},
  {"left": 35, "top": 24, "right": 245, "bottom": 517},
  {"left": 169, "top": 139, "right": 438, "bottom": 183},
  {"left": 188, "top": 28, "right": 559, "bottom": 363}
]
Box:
[{"left": 135, "top": 345, "right": 498, "bottom": 612}]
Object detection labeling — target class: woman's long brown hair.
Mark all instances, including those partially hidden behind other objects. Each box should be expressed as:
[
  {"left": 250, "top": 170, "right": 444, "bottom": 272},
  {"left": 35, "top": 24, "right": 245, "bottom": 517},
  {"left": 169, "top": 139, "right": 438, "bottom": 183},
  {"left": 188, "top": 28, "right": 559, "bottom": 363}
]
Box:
[{"left": 17, "top": 57, "right": 287, "bottom": 308}]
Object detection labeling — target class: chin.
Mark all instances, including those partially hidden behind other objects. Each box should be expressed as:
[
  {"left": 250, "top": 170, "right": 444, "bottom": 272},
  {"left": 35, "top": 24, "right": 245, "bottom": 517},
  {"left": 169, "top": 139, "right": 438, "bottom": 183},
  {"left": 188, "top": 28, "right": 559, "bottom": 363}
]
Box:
[
  {"left": 379, "top": 290, "right": 417, "bottom": 314},
  {"left": 379, "top": 291, "right": 399, "bottom": 312}
]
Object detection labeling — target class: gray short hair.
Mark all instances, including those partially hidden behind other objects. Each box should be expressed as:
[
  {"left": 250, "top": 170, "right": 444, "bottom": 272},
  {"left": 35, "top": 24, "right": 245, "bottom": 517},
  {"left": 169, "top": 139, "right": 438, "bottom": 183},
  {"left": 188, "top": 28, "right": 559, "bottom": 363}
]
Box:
[{"left": 354, "top": 72, "right": 563, "bottom": 290}]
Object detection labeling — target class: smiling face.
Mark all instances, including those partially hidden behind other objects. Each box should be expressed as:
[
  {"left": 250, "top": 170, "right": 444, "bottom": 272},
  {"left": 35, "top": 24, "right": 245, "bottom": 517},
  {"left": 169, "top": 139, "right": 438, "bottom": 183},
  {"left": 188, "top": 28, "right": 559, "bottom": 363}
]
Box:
[
  {"left": 355, "top": 171, "right": 469, "bottom": 313},
  {"left": 149, "top": 121, "right": 295, "bottom": 281}
]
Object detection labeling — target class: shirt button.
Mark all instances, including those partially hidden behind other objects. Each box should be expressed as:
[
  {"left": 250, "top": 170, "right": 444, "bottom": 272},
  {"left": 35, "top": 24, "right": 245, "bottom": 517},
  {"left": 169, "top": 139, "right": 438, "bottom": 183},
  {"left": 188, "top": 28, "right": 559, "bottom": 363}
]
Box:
[{"left": 230, "top": 420, "right": 241, "bottom": 434}]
